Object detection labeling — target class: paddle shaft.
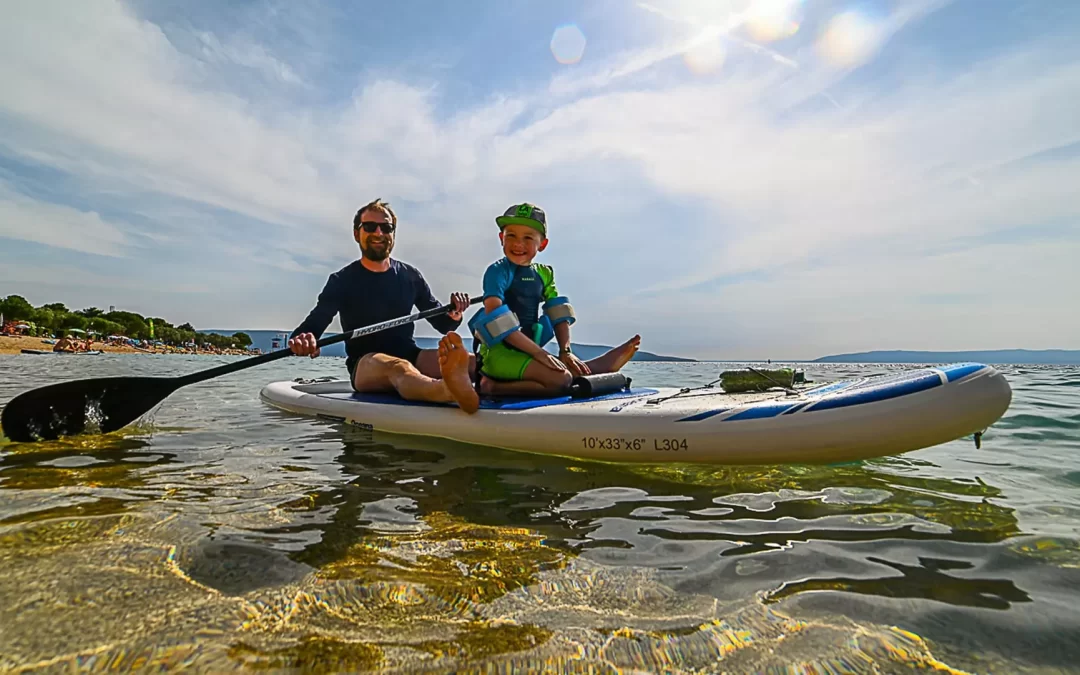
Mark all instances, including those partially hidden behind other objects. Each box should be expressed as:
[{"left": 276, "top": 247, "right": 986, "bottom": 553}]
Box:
[{"left": 174, "top": 296, "right": 481, "bottom": 388}]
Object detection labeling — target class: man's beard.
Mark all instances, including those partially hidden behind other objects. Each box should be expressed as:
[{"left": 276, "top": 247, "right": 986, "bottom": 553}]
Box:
[{"left": 361, "top": 239, "right": 393, "bottom": 261}]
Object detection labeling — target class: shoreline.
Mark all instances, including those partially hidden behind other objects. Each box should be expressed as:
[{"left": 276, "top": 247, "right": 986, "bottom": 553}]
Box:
[{"left": 0, "top": 334, "right": 253, "bottom": 356}]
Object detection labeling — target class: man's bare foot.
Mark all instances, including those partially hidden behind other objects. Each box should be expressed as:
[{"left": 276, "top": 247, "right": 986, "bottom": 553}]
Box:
[
  {"left": 586, "top": 335, "right": 642, "bottom": 374},
  {"left": 438, "top": 333, "right": 480, "bottom": 414}
]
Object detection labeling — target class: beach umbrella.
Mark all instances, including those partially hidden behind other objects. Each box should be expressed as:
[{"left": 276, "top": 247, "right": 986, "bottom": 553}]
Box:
[{"left": 68, "top": 328, "right": 87, "bottom": 334}]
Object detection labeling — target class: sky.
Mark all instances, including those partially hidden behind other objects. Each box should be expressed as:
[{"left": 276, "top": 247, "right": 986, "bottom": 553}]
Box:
[{"left": 0, "top": 0, "right": 1077, "bottom": 360}]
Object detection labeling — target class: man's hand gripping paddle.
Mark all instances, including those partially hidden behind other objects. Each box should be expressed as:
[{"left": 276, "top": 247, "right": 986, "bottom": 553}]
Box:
[{"left": 1, "top": 297, "right": 482, "bottom": 443}]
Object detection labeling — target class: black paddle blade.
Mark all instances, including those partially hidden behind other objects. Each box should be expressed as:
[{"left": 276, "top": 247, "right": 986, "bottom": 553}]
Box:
[{"left": 1, "top": 376, "right": 177, "bottom": 443}]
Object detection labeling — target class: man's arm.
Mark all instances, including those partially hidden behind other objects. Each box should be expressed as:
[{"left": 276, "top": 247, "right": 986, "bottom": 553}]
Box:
[
  {"left": 290, "top": 275, "right": 340, "bottom": 340},
  {"left": 413, "top": 269, "right": 462, "bottom": 334},
  {"left": 288, "top": 275, "right": 340, "bottom": 357}
]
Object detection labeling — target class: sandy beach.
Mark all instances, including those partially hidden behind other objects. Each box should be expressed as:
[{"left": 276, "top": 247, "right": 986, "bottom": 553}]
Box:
[{"left": 0, "top": 334, "right": 252, "bottom": 356}]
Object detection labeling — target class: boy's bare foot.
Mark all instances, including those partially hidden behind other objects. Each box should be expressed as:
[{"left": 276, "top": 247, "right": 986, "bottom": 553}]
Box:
[
  {"left": 438, "top": 333, "right": 480, "bottom": 414},
  {"left": 587, "top": 335, "right": 641, "bottom": 374},
  {"left": 609, "top": 334, "right": 642, "bottom": 372},
  {"left": 479, "top": 376, "right": 497, "bottom": 396}
]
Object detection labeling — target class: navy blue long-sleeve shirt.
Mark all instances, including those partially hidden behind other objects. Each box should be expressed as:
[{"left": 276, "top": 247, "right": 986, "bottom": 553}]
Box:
[{"left": 290, "top": 259, "right": 461, "bottom": 375}]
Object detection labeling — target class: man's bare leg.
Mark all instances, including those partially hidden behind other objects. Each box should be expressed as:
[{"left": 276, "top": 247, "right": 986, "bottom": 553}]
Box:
[
  {"left": 414, "top": 348, "right": 476, "bottom": 380},
  {"left": 437, "top": 333, "right": 480, "bottom": 414},
  {"left": 352, "top": 352, "right": 456, "bottom": 403}
]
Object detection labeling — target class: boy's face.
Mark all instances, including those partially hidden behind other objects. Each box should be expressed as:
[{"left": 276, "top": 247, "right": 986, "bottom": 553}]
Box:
[{"left": 499, "top": 224, "right": 547, "bottom": 265}]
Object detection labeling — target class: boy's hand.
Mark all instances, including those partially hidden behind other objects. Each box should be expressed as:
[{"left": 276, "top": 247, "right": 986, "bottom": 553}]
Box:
[
  {"left": 560, "top": 351, "right": 590, "bottom": 377},
  {"left": 447, "top": 292, "right": 470, "bottom": 321},
  {"left": 537, "top": 352, "right": 569, "bottom": 373}
]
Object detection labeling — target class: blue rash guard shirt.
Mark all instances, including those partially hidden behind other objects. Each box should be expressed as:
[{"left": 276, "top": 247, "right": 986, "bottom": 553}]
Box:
[
  {"left": 290, "top": 259, "right": 461, "bottom": 376},
  {"left": 481, "top": 257, "right": 559, "bottom": 341}
]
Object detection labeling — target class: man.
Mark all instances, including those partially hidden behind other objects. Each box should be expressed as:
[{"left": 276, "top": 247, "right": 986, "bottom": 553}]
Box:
[
  {"left": 288, "top": 198, "right": 480, "bottom": 413},
  {"left": 52, "top": 330, "right": 77, "bottom": 353}
]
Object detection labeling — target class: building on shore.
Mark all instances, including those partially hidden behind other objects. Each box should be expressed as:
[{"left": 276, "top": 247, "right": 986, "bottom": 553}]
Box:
[{"left": 270, "top": 332, "right": 289, "bottom": 352}]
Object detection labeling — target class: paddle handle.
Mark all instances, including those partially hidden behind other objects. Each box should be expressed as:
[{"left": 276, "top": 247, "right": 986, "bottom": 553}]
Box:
[{"left": 174, "top": 296, "right": 482, "bottom": 387}]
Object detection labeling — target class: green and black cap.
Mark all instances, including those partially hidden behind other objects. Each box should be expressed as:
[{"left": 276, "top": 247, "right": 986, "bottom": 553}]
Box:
[{"left": 495, "top": 203, "right": 547, "bottom": 237}]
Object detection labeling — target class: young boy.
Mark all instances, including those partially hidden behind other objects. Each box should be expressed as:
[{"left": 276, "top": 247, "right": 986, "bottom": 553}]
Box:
[{"left": 457, "top": 202, "right": 641, "bottom": 399}]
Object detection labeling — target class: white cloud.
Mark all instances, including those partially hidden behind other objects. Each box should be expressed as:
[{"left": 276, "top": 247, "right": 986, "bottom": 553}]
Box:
[
  {"left": 0, "top": 260, "right": 211, "bottom": 294},
  {"left": 195, "top": 31, "right": 304, "bottom": 85},
  {"left": 0, "top": 186, "right": 130, "bottom": 257}
]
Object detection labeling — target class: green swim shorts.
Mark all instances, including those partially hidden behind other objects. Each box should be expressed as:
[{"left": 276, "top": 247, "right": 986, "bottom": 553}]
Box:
[{"left": 479, "top": 341, "right": 534, "bottom": 381}]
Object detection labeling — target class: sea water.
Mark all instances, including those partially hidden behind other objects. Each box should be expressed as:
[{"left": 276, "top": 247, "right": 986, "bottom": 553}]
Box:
[{"left": 1, "top": 355, "right": 1077, "bottom": 672}]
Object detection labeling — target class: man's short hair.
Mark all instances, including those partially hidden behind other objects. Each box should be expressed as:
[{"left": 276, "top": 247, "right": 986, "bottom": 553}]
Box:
[{"left": 354, "top": 198, "right": 397, "bottom": 228}]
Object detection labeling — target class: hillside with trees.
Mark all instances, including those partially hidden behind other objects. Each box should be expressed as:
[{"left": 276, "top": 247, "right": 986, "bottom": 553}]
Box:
[{"left": 0, "top": 294, "right": 252, "bottom": 351}]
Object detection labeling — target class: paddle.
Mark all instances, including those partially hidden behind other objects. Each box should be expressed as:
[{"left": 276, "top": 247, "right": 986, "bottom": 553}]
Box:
[{"left": 1, "top": 296, "right": 482, "bottom": 443}]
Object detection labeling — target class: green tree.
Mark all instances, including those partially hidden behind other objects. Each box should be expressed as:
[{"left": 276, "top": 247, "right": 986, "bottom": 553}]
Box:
[
  {"left": 104, "top": 310, "right": 150, "bottom": 339},
  {"left": 177, "top": 322, "right": 195, "bottom": 332},
  {"left": 60, "top": 314, "right": 88, "bottom": 331},
  {"left": 1, "top": 295, "right": 34, "bottom": 321},
  {"left": 157, "top": 326, "right": 183, "bottom": 345},
  {"left": 197, "top": 332, "right": 240, "bottom": 350},
  {"left": 231, "top": 332, "right": 252, "bottom": 348},
  {"left": 77, "top": 307, "right": 104, "bottom": 319},
  {"left": 31, "top": 308, "right": 59, "bottom": 333},
  {"left": 89, "top": 318, "right": 125, "bottom": 337},
  {"left": 41, "top": 302, "right": 69, "bottom": 314}
]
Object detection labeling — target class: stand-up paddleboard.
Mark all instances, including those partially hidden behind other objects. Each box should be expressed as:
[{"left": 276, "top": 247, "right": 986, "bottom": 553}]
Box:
[
  {"left": 259, "top": 363, "right": 1012, "bottom": 465},
  {"left": 20, "top": 349, "right": 103, "bottom": 355}
]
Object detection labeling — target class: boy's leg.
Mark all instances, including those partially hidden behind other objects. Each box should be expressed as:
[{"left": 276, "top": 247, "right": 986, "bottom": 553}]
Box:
[
  {"left": 481, "top": 360, "right": 573, "bottom": 397},
  {"left": 353, "top": 352, "right": 457, "bottom": 404},
  {"left": 582, "top": 335, "right": 642, "bottom": 374},
  {"left": 475, "top": 341, "right": 576, "bottom": 397}
]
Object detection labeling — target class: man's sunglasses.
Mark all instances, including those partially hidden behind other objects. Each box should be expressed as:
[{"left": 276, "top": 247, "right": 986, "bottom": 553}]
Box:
[{"left": 356, "top": 221, "right": 395, "bottom": 234}]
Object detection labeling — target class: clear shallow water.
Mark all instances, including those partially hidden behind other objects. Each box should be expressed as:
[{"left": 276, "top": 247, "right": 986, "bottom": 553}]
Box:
[{"left": 0, "top": 354, "right": 1078, "bottom": 673}]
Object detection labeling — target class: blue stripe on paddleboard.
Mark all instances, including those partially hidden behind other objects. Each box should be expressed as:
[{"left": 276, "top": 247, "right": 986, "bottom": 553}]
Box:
[
  {"left": 781, "top": 401, "right": 812, "bottom": 415},
  {"left": 803, "top": 371, "right": 943, "bottom": 412},
  {"left": 799, "top": 380, "right": 858, "bottom": 396},
  {"left": 724, "top": 401, "right": 805, "bottom": 421},
  {"left": 676, "top": 408, "right": 731, "bottom": 422},
  {"left": 316, "top": 387, "right": 658, "bottom": 411},
  {"left": 939, "top": 362, "right": 987, "bottom": 382}
]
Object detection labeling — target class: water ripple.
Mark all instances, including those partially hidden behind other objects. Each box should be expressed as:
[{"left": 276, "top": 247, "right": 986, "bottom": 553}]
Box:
[{"left": 1, "top": 357, "right": 1079, "bottom": 671}]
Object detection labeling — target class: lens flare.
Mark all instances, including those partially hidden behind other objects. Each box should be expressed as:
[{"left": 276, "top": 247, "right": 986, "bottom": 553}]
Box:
[
  {"left": 550, "top": 24, "right": 586, "bottom": 65},
  {"left": 683, "top": 37, "right": 728, "bottom": 75},
  {"left": 816, "top": 10, "right": 885, "bottom": 68},
  {"left": 745, "top": 0, "right": 802, "bottom": 42}
]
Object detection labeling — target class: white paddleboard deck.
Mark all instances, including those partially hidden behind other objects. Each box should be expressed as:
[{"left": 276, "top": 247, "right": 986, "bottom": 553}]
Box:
[{"left": 259, "top": 363, "right": 1012, "bottom": 465}]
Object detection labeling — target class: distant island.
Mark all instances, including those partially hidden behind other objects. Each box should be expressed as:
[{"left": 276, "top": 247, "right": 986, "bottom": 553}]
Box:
[
  {"left": 206, "top": 330, "right": 696, "bottom": 362},
  {"left": 814, "top": 349, "right": 1080, "bottom": 365}
]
